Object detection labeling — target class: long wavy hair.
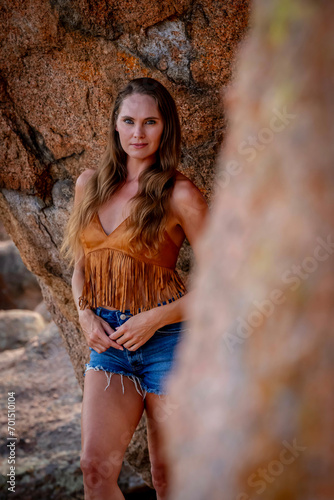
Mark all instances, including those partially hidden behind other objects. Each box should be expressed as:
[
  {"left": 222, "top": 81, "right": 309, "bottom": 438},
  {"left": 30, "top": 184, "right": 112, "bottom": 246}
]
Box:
[{"left": 60, "top": 77, "right": 181, "bottom": 266}]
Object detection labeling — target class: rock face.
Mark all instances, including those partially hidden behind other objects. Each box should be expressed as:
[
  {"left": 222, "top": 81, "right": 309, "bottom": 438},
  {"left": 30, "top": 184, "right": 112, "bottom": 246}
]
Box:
[
  {"left": 0, "top": 0, "right": 250, "bottom": 484},
  {"left": 163, "top": 0, "right": 334, "bottom": 499}
]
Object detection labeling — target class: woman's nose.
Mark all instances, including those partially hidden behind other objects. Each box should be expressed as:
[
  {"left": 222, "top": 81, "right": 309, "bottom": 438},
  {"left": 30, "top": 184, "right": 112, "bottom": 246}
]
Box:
[{"left": 133, "top": 124, "right": 145, "bottom": 138}]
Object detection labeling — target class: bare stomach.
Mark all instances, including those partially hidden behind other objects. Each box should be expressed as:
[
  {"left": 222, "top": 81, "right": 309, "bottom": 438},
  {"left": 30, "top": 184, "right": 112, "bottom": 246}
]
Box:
[{"left": 99, "top": 305, "right": 120, "bottom": 311}]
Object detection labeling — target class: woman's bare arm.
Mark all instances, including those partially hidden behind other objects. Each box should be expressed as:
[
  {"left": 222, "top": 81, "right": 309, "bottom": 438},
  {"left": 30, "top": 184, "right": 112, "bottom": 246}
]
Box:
[{"left": 143, "top": 176, "right": 210, "bottom": 328}]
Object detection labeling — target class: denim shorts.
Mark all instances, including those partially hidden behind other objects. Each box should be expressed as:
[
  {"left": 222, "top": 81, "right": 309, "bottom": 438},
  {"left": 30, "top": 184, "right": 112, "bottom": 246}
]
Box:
[{"left": 84, "top": 304, "right": 189, "bottom": 399}]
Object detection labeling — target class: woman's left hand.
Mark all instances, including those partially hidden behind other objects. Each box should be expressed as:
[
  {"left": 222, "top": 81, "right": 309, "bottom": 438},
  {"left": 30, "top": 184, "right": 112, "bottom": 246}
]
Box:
[{"left": 108, "top": 311, "right": 160, "bottom": 351}]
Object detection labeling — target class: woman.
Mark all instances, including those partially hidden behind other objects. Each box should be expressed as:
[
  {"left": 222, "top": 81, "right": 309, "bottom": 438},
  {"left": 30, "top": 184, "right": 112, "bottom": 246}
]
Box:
[{"left": 61, "top": 77, "right": 209, "bottom": 500}]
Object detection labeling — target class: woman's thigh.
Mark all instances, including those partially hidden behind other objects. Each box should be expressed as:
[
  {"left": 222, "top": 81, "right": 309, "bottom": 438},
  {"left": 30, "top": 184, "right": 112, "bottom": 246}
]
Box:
[{"left": 81, "top": 370, "right": 145, "bottom": 479}]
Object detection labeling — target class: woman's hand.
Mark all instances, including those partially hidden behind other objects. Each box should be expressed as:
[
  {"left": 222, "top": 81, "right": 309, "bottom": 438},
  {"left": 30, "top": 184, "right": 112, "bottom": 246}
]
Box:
[
  {"left": 79, "top": 309, "right": 124, "bottom": 353},
  {"left": 109, "top": 311, "right": 160, "bottom": 351}
]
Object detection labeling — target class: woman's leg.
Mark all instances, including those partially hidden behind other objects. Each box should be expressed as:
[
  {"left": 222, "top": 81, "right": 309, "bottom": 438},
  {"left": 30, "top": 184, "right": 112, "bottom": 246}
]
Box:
[
  {"left": 145, "top": 392, "right": 173, "bottom": 500},
  {"left": 81, "top": 370, "right": 145, "bottom": 500}
]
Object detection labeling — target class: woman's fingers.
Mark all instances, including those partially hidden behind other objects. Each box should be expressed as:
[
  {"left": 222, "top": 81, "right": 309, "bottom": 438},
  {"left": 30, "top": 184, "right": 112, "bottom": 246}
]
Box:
[
  {"left": 82, "top": 314, "right": 146, "bottom": 352},
  {"left": 96, "top": 330, "right": 124, "bottom": 351},
  {"left": 109, "top": 326, "right": 124, "bottom": 341},
  {"left": 101, "top": 320, "right": 116, "bottom": 337},
  {"left": 82, "top": 322, "right": 124, "bottom": 352},
  {"left": 91, "top": 335, "right": 124, "bottom": 353},
  {"left": 92, "top": 341, "right": 108, "bottom": 353},
  {"left": 122, "top": 339, "right": 140, "bottom": 351},
  {"left": 84, "top": 329, "right": 108, "bottom": 352},
  {"left": 107, "top": 338, "right": 124, "bottom": 351},
  {"left": 99, "top": 319, "right": 124, "bottom": 351},
  {"left": 104, "top": 324, "right": 133, "bottom": 348}
]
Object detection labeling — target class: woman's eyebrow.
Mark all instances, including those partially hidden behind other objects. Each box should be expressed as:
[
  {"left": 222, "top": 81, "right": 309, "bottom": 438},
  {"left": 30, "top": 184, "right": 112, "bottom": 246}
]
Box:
[{"left": 120, "top": 115, "right": 161, "bottom": 120}]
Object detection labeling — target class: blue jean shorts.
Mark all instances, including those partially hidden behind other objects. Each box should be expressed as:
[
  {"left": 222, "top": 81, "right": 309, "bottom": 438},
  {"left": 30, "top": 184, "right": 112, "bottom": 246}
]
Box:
[{"left": 84, "top": 304, "right": 189, "bottom": 399}]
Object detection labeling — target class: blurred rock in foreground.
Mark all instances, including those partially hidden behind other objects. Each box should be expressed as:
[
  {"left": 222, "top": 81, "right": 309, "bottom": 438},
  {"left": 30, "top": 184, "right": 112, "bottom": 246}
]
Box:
[{"left": 163, "top": 0, "right": 334, "bottom": 499}]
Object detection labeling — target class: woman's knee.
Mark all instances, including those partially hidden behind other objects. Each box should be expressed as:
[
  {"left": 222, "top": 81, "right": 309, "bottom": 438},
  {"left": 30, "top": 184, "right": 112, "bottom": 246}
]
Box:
[
  {"left": 80, "top": 449, "right": 123, "bottom": 489},
  {"left": 151, "top": 462, "right": 168, "bottom": 496}
]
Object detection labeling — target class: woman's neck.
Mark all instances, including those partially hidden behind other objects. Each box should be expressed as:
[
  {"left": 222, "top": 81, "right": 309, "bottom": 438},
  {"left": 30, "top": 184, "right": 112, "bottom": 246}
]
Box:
[{"left": 125, "top": 155, "right": 157, "bottom": 182}]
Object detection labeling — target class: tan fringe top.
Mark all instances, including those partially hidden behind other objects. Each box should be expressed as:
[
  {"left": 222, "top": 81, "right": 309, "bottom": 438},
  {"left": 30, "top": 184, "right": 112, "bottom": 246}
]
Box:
[{"left": 78, "top": 213, "right": 187, "bottom": 315}]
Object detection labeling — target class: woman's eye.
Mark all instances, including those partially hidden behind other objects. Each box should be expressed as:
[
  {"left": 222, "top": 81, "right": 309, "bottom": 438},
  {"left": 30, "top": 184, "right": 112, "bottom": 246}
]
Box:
[{"left": 123, "top": 119, "right": 156, "bottom": 124}]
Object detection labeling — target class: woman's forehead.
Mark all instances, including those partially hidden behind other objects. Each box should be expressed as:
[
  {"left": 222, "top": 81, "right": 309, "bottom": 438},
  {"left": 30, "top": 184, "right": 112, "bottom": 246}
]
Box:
[{"left": 119, "top": 93, "right": 161, "bottom": 116}]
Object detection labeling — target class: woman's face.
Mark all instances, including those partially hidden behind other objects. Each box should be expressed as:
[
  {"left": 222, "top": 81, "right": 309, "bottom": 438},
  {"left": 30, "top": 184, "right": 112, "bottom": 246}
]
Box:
[{"left": 115, "top": 93, "right": 164, "bottom": 165}]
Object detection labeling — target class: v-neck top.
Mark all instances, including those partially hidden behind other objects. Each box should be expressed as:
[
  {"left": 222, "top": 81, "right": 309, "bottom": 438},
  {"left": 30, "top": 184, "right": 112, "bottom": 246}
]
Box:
[{"left": 78, "top": 213, "right": 187, "bottom": 315}]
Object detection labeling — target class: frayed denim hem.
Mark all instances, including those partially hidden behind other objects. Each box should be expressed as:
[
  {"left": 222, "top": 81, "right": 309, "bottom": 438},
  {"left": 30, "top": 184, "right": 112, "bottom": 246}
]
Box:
[{"left": 84, "top": 364, "right": 167, "bottom": 400}]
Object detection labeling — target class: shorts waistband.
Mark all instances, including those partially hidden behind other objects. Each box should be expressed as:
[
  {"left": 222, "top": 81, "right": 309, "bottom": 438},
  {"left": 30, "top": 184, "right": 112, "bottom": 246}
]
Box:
[
  {"left": 93, "top": 298, "right": 179, "bottom": 317},
  {"left": 93, "top": 308, "right": 132, "bottom": 323}
]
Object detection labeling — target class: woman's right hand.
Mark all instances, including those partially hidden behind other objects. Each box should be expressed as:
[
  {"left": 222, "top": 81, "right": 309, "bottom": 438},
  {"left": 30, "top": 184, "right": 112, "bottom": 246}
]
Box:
[{"left": 78, "top": 309, "right": 124, "bottom": 353}]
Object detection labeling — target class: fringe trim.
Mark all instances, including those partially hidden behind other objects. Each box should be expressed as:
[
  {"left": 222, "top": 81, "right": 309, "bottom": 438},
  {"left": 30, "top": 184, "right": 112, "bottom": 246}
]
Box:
[{"left": 78, "top": 248, "right": 187, "bottom": 315}]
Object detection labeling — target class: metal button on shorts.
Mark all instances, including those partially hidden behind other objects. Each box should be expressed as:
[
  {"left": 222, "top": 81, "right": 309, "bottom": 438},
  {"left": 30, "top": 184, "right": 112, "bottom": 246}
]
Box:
[{"left": 120, "top": 313, "right": 126, "bottom": 320}]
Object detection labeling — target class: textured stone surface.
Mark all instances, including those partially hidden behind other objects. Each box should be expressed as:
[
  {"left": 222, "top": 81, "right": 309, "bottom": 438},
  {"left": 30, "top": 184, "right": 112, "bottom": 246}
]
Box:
[
  {"left": 0, "top": 230, "right": 43, "bottom": 310},
  {"left": 164, "top": 0, "right": 334, "bottom": 499},
  {"left": 0, "top": 0, "right": 250, "bottom": 484}
]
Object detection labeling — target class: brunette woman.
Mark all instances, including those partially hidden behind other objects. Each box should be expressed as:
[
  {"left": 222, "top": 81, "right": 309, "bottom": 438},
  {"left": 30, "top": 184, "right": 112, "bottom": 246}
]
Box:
[{"left": 61, "top": 77, "right": 209, "bottom": 500}]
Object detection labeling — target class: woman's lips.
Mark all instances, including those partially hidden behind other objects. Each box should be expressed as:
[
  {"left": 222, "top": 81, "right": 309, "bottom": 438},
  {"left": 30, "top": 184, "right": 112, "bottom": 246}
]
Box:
[{"left": 131, "top": 144, "right": 147, "bottom": 148}]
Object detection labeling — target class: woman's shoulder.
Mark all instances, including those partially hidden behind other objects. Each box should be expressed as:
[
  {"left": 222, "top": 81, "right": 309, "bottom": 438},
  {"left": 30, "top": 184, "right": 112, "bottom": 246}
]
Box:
[
  {"left": 174, "top": 170, "right": 195, "bottom": 193},
  {"left": 171, "top": 171, "right": 209, "bottom": 229},
  {"left": 73, "top": 169, "right": 96, "bottom": 206},
  {"left": 173, "top": 170, "right": 207, "bottom": 206},
  {"left": 76, "top": 168, "right": 96, "bottom": 188}
]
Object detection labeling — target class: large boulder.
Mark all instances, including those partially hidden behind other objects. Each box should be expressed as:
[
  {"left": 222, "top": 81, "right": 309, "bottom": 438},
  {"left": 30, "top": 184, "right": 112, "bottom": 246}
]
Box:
[
  {"left": 0, "top": 309, "right": 45, "bottom": 351},
  {"left": 0, "top": 0, "right": 251, "bottom": 484},
  {"left": 0, "top": 235, "right": 43, "bottom": 310}
]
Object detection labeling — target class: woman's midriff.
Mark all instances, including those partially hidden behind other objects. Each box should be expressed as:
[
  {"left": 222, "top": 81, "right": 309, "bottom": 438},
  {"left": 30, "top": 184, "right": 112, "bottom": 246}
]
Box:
[{"left": 100, "top": 305, "right": 120, "bottom": 311}]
